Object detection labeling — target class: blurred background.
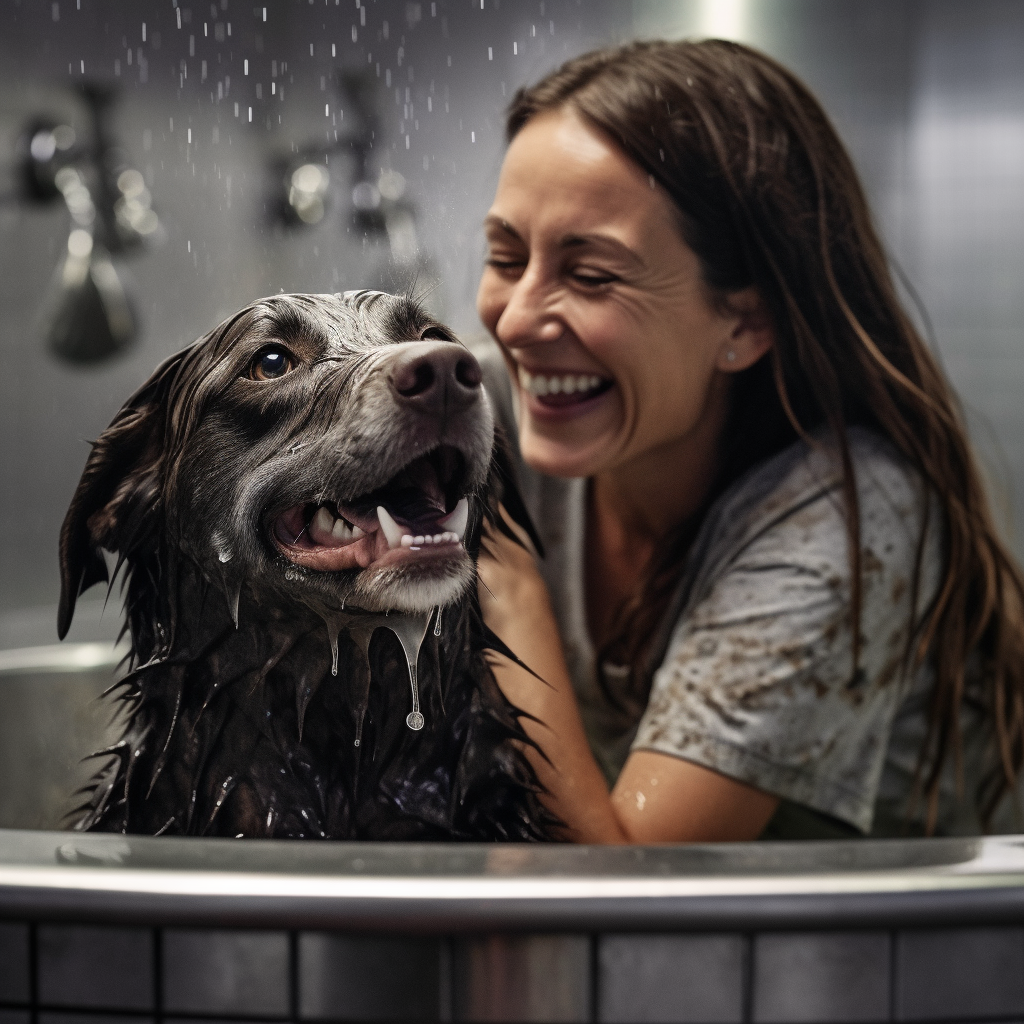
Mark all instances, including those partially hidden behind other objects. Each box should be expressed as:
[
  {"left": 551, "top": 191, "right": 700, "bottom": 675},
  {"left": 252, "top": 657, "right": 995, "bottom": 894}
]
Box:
[{"left": 1, "top": 0, "right": 1022, "bottom": 650}]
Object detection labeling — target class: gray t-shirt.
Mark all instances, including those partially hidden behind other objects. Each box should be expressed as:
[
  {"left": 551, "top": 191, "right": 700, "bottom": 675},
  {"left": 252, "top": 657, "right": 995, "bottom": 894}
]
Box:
[{"left": 478, "top": 343, "right": 998, "bottom": 837}]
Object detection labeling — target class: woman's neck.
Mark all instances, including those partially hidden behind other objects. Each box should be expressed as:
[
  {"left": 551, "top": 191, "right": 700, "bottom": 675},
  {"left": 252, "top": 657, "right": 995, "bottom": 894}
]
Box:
[{"left": 585, "top": 380, "right": 730, "bottom": 650}]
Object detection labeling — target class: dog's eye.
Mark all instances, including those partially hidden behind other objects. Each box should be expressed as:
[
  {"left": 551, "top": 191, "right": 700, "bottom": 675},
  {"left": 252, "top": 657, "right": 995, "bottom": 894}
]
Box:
[
  {"left": 250, "top": 346, "right": 295, "bottom": 381},
  {"left": 420, "top": 326, "right": 453, "bottom": 342}
]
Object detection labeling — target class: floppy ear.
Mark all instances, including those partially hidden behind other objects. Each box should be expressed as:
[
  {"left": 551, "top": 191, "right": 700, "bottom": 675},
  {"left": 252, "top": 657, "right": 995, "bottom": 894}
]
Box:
[
  {"left": 487, "top": 426, "right": 545, "bottom": 559},
  {"left": 58, "top": 347, "right": 192, "bottom": 639}
]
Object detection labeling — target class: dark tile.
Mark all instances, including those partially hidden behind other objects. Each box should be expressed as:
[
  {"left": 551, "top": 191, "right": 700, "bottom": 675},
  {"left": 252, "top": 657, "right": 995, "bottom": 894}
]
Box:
[
  {"left": 0, "top": 923, "right": 30, "bottom": 1003},
  {"left": 897, "top": 927, "right": 1024, "bottom": 1021},
  {"left": 37, "top": 925, "right": 153, "bottom": 1011},
  {"left": 453, "top": 934, "right": 591, "bottom": 1023},
  {"left": 0, "top": 1012, "right": 30, "bottom": 1024},
  {"left": 162, "top": 929, "right": 290, "bottom": 1018},
  {"left": 753, "top": 931, "right": 889, "bottom": 1023},
  {"left": 598, "top": 933, "right": 744, "bottom": 1024},
  {"left": 300, "top": 933, "right": 445, "bottom": 1022},
  {"left": 40, "top": 1015, "right": 152, "bottom": 1024}
]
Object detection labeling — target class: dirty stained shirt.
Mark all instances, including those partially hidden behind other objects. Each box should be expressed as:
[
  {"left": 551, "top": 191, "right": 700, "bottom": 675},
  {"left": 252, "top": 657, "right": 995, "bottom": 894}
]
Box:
[{"left": 479, "top": 347, "right": 987, "bottom": 835}]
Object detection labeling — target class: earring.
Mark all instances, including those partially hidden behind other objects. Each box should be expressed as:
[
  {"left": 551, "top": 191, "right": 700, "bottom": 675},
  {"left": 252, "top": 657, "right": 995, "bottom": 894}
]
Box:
[{"left": 726, "top": 350, "right": 737, "bottom": 362}]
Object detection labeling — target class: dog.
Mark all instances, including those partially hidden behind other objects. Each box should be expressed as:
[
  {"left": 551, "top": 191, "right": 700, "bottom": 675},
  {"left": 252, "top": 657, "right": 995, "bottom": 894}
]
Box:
[{"left": 58, "top": 291, "right": 555, "bottom": 840}]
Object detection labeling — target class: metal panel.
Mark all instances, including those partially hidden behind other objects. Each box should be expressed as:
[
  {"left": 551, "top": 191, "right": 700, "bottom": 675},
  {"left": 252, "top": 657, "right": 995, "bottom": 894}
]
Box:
[
  {"left": 452, "top": 934, "right": 591, "bottom": 1023},
  {"left": 36, "top": 925, "right": 153, "bottom": 1011},
  {"left": 299, "top": 932, "right": 446, "bottom": 1022},
  {"left": 896, "top": 927, "right": 1024, "bottom": 1021},
  {"left": 161, "top": 929, "right": 290, "bottom": 1017},
  {"left": 753, "top": 931, "right": 889, "bottom": 1023},
  {"left": 0, "top": 922, "right": 30, "bottom": 1003},
  {"left": 598, "top": 933, "right": 744, "bottom": 1024}
]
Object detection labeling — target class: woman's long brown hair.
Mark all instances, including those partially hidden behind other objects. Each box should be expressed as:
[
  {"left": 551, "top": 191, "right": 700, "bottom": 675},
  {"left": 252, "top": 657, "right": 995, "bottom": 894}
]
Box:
[{"left": 506, "top": 39, "right": 1024, "bottom": 831}]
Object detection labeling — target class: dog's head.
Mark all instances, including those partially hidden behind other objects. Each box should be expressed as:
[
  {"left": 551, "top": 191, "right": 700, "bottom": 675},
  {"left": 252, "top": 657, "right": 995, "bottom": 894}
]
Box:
[{"left": 59, "top": 291, "right": 496, "bottom": 642}]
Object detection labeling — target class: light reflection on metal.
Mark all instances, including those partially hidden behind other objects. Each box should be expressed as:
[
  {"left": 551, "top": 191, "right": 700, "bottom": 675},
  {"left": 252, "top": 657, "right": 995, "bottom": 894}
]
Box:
[
  {"left": 272, "top": 71, "right": 429, "bottom": 276},
  {"left": 19, "top": 84, "right": 161, "bottom": 364},
  {"left": 287, "top": 163, "right": 330, "bottom": 224}
]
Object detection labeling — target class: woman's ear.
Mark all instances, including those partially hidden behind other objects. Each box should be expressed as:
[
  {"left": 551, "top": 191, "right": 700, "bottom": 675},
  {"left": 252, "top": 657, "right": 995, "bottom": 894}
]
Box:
[
  {"left": 58, "top": 346, "right": 193, "bottom": 639},
  {"left": 716, "top": 287, "right": 774, "bottom": 372}
]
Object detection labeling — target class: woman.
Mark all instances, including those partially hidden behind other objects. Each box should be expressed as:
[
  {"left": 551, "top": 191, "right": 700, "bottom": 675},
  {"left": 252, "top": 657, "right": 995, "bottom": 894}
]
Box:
[{"left": 475, "top": 38, "right": 1024, "bottom": 842}]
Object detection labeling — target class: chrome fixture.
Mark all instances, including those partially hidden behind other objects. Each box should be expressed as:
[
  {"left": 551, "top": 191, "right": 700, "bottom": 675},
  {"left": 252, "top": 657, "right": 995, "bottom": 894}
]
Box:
[{"left": 19, "top": 85, "right": 161, "bottom": 364}]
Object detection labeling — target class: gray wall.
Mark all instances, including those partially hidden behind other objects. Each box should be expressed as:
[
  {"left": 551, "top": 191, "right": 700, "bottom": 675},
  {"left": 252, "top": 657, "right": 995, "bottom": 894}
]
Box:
[{"left": 2, "top": 0, "right": 1023, "bottom": 646}]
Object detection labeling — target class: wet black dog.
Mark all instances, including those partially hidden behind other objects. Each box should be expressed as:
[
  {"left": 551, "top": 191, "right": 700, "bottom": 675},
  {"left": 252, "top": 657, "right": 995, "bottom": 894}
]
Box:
[{"left": 58, "top": 291, "right": 554, "bottom": 840}]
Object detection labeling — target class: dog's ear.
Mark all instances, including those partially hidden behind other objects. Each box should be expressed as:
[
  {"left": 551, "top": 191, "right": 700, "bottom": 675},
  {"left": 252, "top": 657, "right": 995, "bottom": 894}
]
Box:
[
  {"left": 58, "top": 347, "right": 192, "bottom": 639},
  {"left": 488, "top": 427, "right": 545, "bottom": 559}
]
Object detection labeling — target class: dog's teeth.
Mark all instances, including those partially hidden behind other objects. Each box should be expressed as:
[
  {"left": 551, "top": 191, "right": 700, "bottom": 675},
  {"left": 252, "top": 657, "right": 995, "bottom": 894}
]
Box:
[
  {"left": 314, "top": 507, "right": 333, "bottom": 532},
  {"left": 414, "top": 535, "right": 426, "bottom": 546},
  {"left": 351, "top": 524, "right": 366, "bottom": 539},
  {"left": 439, "top": 497, "right": 469, "bottom": 542},
  {"left": 309, "top": 506, "right": 336, "bottom": 543},
  {"left": 377, "top": 506, "right": 405, "bottom": 549},
  {"left": 331, "top": 517, "right": 353, "bottom": 542},
  {"left": 401, "top": 535, "right": 415, "bottom": 548}
]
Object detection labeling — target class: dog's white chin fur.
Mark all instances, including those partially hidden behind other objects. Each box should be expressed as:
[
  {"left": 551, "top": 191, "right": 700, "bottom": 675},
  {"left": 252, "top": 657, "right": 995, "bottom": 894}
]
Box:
[{"left": 351, "top": 559, "right": 475, "bottom": 614}]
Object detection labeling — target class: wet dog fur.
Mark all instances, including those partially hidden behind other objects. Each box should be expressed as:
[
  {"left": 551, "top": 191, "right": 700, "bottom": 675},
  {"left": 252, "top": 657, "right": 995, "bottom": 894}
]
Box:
[{"left": 58, "top": 291, "right": 554, "bottom": 840}]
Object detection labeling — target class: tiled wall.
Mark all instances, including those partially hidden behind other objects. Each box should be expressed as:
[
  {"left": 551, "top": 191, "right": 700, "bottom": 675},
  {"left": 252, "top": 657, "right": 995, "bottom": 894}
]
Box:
[{"left": 3, "top": 920, "right": 1024, "bottom": 1023}]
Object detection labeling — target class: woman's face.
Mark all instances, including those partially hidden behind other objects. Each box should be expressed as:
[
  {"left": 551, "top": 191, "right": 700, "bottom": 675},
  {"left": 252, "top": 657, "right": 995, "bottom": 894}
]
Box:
[{"left": 477, "top": 106, "right": 761, "bottom": 481}]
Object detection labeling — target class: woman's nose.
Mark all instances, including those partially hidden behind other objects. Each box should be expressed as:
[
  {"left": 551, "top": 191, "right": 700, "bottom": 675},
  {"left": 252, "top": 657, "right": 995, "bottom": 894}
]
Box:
[{"left": 493, "top": 271, "right": 563, "bottom": 350}]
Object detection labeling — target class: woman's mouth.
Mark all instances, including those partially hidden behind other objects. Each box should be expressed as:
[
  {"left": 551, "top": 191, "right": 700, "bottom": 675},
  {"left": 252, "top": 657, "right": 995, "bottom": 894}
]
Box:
[{"left": 517, "top": 367, "right": 613, "bottom": 408}]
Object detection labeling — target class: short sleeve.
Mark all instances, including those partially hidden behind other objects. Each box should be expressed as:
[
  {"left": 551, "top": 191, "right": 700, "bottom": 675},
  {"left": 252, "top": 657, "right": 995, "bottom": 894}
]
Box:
[{"left": 631, "top": 431, "right": 937, "bottom": 833}]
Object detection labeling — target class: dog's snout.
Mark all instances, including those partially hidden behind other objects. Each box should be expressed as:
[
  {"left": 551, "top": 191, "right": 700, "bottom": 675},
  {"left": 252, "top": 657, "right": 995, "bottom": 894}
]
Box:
[{"left": 389, "top": 342, "right": 482, "bottom": 414}]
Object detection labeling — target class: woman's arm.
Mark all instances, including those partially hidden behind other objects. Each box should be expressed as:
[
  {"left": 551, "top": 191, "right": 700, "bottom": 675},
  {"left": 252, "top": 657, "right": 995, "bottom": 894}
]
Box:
[{"left": 478, "top": 520, "right": 778, "bottom": 843}]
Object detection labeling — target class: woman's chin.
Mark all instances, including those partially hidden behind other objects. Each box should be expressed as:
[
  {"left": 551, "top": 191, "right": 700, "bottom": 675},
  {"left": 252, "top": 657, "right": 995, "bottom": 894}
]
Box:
[{"left": 519, "top": 429, "right": 618, "bottom": 480}]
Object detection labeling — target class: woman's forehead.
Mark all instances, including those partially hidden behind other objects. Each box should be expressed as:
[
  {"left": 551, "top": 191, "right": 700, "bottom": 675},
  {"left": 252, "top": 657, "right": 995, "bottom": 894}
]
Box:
[{"left": 489, "top": 109, "right": 674, "bottom": 244}]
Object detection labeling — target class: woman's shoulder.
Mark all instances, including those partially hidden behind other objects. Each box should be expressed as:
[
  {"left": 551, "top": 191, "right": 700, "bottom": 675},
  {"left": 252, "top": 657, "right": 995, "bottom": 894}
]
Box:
[
  {"left": 710, "top": 426, "right": 928, "bottom": 554},
  {"left": 682, "top": 425, "right": 935, "bottom": 617}
]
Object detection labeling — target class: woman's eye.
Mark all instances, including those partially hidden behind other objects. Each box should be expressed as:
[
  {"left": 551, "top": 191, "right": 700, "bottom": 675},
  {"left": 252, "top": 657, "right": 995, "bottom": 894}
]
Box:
[
  {"left": 249, "top": 346, "right": 295, "bottom": 381},
  {"left": 571, "top": 270, "right": 616, "bottom": 287},
  {"left": 485, "top": 255, "right": 526, "bottom": 274}
]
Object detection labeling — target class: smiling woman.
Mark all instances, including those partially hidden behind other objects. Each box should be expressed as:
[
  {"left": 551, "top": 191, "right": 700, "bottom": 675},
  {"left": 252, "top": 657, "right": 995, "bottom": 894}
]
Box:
[{"left": 476, "top": 39, "right": 1024, "bottom": 844}]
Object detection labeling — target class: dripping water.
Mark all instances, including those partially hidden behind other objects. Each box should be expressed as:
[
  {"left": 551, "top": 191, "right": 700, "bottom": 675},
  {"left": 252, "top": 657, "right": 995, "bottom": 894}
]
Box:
[{"left": 382, "top": 612, "right": 433, "bottom": 731}]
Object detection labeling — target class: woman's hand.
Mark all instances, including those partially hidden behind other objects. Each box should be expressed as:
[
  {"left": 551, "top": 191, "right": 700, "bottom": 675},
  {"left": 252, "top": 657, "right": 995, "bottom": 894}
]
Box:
[{"left": 478, "top": 509, "right": 779, "bottom": 843}]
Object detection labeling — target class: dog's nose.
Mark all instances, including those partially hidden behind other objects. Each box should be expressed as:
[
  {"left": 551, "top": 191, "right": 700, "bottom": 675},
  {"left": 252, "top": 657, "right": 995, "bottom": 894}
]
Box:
[{"left": 389, "top": 341, "right": 483, "bottom": 415}]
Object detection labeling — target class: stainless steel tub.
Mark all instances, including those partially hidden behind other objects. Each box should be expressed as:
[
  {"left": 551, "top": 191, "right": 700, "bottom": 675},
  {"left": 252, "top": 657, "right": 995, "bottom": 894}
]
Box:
[
  {"left": 0, "top": 642, "right": 125, "bottom": 831},
  {"left": 2, "top": 644, "right": 1024, "bottom": 1022}
]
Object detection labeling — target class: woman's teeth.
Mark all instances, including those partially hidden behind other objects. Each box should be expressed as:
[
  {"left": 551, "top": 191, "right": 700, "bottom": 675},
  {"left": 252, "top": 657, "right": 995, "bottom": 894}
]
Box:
[{"left": 518, "top": 367, "right": 604, "bottom": 398}]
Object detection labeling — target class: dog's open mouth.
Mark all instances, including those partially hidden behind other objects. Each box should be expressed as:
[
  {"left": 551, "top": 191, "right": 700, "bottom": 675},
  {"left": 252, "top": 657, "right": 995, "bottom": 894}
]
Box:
[{"left": 272, "top": 445, "right": 472, "bottom": 573}]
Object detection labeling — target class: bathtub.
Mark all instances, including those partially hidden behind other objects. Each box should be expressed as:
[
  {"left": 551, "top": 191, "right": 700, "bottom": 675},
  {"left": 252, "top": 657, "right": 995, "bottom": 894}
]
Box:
[{"left": 2, "top": 642, "right": 1024, "bottom": 1022}]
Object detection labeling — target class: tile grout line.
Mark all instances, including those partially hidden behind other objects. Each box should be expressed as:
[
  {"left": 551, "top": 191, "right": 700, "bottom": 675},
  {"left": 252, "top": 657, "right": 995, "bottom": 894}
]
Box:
[
  {"left": 888, "top": 928, "right": 897, "bottom": 1022},
  {"left": 154, "top": 926, "right": 163, "bottom": 1024},
  {"left": 289, "top": 930, "right": 300, "bottom": 1023},
  {"left": 742, "top": 932, "right": 755, "bottom": 1024},
  {"left": 28, "top": 922, "right": 38, "bottom": 1024}
]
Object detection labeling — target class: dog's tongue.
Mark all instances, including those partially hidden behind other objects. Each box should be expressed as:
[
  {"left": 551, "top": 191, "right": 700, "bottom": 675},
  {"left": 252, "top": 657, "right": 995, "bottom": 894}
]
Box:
[{"left": 384, "top": 458, "right": 447, "bottom": 523}]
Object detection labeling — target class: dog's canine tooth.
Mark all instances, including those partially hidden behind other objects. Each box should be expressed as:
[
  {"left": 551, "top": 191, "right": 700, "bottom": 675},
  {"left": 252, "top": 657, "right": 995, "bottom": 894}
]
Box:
[
  {"left": 439, "top": 497, "right": 469, "bottom": 541},
  {"left": 377, "top": 506, "right": 406, "bottom": 549}
]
